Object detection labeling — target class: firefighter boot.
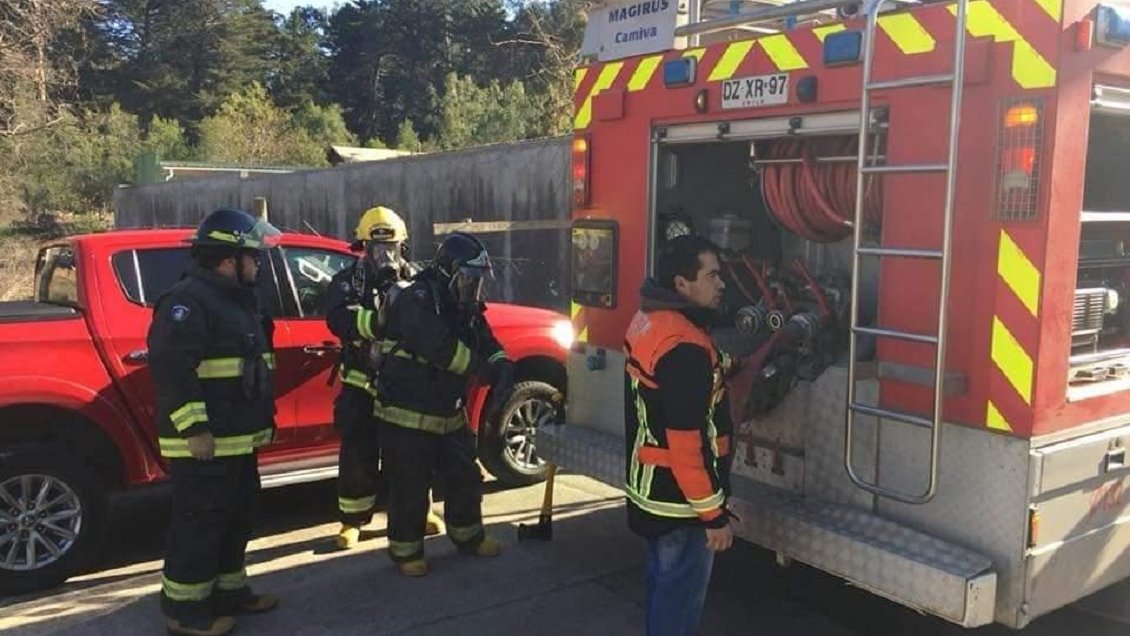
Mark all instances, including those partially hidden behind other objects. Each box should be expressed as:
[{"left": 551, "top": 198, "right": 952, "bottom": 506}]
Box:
[
  {"left": 472, "top": 535, "right": 502, "bottom": 557},
  {"left": 335, "top": 524, "right": 361, "bottom": 550},
  {"left": 165, "top": 616, "right": 236, "bottom": 636},
  {"left": 213, "top": 588, "right": 280, "bottom": 616},
  {"left": 398, "top": 558, "right": 429, "bottom": 577},
  {"left": 425, "top": 510, "right": 445, "bottom": 536}
]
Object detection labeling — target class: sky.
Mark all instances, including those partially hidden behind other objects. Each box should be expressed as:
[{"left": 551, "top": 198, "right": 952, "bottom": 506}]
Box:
[{"left": 262, "top": 0, "right": 337, "bottom": 15}]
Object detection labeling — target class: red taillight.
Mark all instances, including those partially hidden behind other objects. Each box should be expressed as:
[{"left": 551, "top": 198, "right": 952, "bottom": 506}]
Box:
[
  {"left": 572, "top": 136, "right": 591, "bottom": 209},
  {"left": 996, "top": 99, "right": 1044, "bottom": 220}
]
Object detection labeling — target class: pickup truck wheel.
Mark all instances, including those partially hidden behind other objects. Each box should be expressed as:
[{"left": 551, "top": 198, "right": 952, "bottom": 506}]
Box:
[
  {"left": 0, "top": 446, "right": 108, "bottom": 595},
  {"left": 478, "top": 381, "right": 562, "bottom": 487}
]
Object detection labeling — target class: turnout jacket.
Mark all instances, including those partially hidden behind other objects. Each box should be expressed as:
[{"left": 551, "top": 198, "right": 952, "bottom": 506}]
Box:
[
  {"left": 624, "top": 280, "right": 733, "bottom": 538},
  {"left": 147, "top": 266, "right": 276, "bottom": 459},
  {"left": 324, "top": 260, "right": 417, "bottom": 394},
  {"left": 373, "top": 269, "right": 507, "bottom": 434}
]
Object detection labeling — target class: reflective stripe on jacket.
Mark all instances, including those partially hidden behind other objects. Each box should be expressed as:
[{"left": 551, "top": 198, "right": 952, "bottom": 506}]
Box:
[
  {"left": 624, "top": 308, "right": 732, "bottom": 528},
  {"left": 148, "top": 266, "right": 277, "bottom": 458}
]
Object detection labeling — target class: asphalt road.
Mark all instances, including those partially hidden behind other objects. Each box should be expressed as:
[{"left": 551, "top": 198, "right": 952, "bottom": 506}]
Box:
[{"left": 0, "top": 474, "right": 1125, "bottom": 636}]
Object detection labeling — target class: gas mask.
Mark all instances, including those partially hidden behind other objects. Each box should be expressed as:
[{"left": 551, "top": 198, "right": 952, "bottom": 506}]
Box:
[
  {"left": 365, "top": 241, "right": 403, "bottom": 282},
  {"left": 366, "top": 241, "right": 400, "bottom": 268},
  {"left": 450, "top": 266, "right": 491, "bottom": 305}
]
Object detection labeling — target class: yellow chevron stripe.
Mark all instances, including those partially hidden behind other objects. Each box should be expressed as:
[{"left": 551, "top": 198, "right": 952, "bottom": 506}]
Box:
[
  {"left": 986, "top": 400, "right": 1014, "bottom": 432},
  {"left": 950, "top": 1, "right": 1056, "bottom": 89},
  {"left": 813, "top": 24, "right": 847, "bottom": 42},
  {"left": 629, "top": 55, "right": 663, "bottom": 92},
  {"left": 571, "top": 301, "right": 582, "bottom": 320},
  {"left": 997, "top": 230, "right": 1041, "bottom": 317},
  {"left": 1033, "top": 0, "right": 1062, "bottom": 21},
  {"left": 878, "top": 14, "right": 937, "bottom": 54},
  {"left": 574, "top": 68, "right": 589, "bottom": 94},
  {"left": 759, "top": 35, "right": 809, "bottom": 71},
  {"left": 708, "top": 41, "right": 755, "bottom": 82},
  {"left": 684, "top": 48, "right": 707, "bottom": 61},
  {"left": 991, "top": 316, "right": 1034, "bottom": 404},
  {"left": 574, "top": 62, "right": 624, "bottom": 130},
  {"left": 578, "top": 326, "right": 589, "bottom": 343}
]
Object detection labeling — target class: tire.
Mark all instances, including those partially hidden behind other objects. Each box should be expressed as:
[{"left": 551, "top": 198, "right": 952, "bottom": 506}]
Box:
[
  {"left": 478, "top": 381, "right": 562, "bottom": 487},
  {"left": 0, "top": 444, "right": 109, "bottom": 595}
]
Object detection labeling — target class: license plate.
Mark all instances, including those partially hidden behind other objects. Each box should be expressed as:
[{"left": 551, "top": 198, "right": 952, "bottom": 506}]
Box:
[{"left": 721, "top": 73, "right": 790, "bottom": 109}]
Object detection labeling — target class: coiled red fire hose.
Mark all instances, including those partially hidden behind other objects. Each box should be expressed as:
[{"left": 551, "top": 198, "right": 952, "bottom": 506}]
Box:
[{"left": 759, "top": 137, "right": 882, "bottom": 243}]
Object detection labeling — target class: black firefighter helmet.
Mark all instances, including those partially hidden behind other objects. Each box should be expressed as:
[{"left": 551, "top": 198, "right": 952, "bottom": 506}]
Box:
[
  {"left": 188, "top": 208, "right": 281, "bottom": 285},
  {"left": 188, "top": 208, "right": 281, "bottom": 251},
  {"left": 434, "top": 232, "right": 493, "bottom": 304}
]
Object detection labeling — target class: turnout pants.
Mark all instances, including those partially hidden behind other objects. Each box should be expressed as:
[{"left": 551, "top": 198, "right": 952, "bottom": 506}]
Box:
[
  {"left": 161, "top": 454, "right": 260, "bottom": 624},
  {"left": 335, "top": 386, "right": 387, "bottom": 526},
  {"left": 380, "top": 421, "right": 484, "bottom": 562}
]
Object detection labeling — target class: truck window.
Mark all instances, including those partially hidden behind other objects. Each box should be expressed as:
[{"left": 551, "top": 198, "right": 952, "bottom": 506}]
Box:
[
  {"left": 278, "top": 247, "right": 356, "bottom": 318},
  {"left": 111, "top": 247, "right": 284, "bottom": 316},
  {"left": 35, "top": 246, "right": 80, "bottom": 306}
]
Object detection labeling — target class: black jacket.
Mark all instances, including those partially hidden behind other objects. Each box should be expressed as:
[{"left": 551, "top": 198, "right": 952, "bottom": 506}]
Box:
[
  {"left": 325, "top": 260, "right": 417, "bottom": 391},
  {"left": 147, "top": 266, "right": 276, "bottom": 459},
  {"left": 374, "top": 269, "right": 506, "bottom": 431},
  {"left": 625, "top": 279, "right": 734, "bottom": 539}
]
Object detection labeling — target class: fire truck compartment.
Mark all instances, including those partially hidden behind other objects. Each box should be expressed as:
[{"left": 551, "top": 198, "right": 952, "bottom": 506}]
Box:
[
  {"left": 650, "top": 115, "right": 884, "bottom": 415},
  {"left": 1070, "top": 99, "right": 1130, "bottom": 392}
]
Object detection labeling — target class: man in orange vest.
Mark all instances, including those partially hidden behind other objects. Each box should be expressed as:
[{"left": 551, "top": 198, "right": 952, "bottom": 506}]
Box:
[{"left": 623, "top": 234, "right": 733, "bottom": 636}]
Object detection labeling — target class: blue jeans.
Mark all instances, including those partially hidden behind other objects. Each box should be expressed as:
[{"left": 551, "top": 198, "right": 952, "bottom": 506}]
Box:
[{"left": 644, "top": 526, "right": 715, "bottom": 636}]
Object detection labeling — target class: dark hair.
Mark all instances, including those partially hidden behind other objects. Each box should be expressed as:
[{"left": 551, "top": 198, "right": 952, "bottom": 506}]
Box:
[{"left": 656, "top": 235, "right": 720, "bottom": 291}]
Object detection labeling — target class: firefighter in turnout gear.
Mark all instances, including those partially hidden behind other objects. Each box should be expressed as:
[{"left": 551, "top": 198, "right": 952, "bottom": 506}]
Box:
[
  {"left": 624, "top": 235, "right": 733, "bottom": 636},
  {"left": 376, "top": 232, "right": 515, "bottom": 576},
  {"left": 148, "top": 208, "right": 281, "bottom": 636},
  {"left": 325, "top": 206, "right": 443, "bottom": 550}
]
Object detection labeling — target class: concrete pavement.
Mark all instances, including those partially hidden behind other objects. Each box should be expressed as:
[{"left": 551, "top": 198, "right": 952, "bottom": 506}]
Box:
[{"left": 0, "top": 474, "right": 1124, "bottom": 636}]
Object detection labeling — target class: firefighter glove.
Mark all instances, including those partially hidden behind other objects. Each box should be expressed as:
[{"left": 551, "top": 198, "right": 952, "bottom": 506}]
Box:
[
  {"left": 483, "top": 360, "right": 515, "bottom": 424},
  {"left": 186, "top": 431, "right": 216, "bottom": 461}
]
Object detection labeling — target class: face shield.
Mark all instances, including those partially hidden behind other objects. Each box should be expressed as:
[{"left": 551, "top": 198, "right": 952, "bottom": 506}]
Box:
[
  {"left": 238, "top": 218, "right": 283, "bottom": 250},
  {"left": 365, "top": 241, "right": 402, "bottom": 269},
  {"left": 450, "top": 265, "right": 493, "bottom": 304}
]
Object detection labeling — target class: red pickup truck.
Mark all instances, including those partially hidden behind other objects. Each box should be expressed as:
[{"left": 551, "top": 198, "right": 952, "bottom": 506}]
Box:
[{"left": 0, "top": 229, "right": 571, "bottom": 594}]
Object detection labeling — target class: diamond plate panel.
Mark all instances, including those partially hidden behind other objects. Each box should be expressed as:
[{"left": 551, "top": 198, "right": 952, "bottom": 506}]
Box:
[
  {"left": 538, "top": 424, "right": 625, "bottom": 489},
  {"left": 875, "top": 422, "right": 1030, "bottom": 626},
  {"left": 728, "top": 475, "right": 996, "bottom": 627},
  {"left": 804, "top": 366, "right": 880, "bottom": 511}
]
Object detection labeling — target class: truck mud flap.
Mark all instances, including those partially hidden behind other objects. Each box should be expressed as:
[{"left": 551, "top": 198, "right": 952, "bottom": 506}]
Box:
[{"left": 539, "top": 424, "right": 997, "bottom": 628}]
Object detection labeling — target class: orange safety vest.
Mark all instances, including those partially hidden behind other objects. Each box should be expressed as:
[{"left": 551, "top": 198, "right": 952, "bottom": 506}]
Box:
[{"left": 624, "top": 309, "right": 731, "bottom": 523}]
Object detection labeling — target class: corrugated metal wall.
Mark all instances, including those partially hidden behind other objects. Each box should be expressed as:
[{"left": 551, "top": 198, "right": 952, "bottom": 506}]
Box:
[{"left": 113, "top": 137, "right": 572, "bottom": 311}]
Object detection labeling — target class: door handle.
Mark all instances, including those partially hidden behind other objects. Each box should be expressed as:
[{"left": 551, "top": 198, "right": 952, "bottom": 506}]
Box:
[
  {"left": 1105, "top": 447, "right": 1126, "bottom": 473},
  {"left": 124, "top": 349, "right": 148, "bottom": 363},
  {"left": 302, "top": 344, "right": 341, "bottom": 357}
]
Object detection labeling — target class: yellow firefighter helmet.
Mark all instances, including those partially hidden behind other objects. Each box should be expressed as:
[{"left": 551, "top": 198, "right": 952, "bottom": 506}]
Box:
[{"left": 355, "top": 206, "right": 408, "bottom": 243}]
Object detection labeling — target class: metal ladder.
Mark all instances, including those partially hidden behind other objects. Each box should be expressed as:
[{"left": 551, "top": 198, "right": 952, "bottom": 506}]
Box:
[{"left": 844, "top": 0, "right": 969, "bottom": 504}]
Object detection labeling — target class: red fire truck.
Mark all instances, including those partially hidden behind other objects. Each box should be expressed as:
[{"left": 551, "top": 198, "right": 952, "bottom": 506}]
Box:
[{"left": 539, "top": 0, "right": 1130, "bottom": 628}]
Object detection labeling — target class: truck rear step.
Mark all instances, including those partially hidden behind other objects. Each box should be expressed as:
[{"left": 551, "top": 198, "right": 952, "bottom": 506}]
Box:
[{"left": 539, "top": 424, "right": 997, "bottom": 627}]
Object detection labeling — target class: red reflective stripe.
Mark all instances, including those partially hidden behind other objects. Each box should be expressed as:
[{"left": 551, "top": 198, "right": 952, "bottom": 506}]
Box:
[
  {"left": 717, "top": 435, "right": 731, "bottom": 457},
  {"left": 666, "top": 429, "right": 717, "bottom": 504},
  {"left": 700, "top": 507, "right": 724, "bottom": 522},
  {"left": 637, "top": 446, "right": 671, "bottom": 467},
  {"left": 638, "top": 437, "right": 728, "bottom": 465}
]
